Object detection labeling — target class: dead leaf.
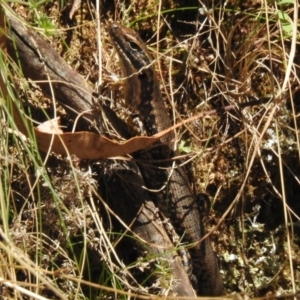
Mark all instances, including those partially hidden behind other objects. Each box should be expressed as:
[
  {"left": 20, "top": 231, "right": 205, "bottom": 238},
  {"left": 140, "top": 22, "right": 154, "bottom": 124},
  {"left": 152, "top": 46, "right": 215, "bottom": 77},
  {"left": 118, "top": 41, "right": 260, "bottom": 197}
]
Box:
[{"left": 33, "top": 112, "right": 209, "bottom": 159}]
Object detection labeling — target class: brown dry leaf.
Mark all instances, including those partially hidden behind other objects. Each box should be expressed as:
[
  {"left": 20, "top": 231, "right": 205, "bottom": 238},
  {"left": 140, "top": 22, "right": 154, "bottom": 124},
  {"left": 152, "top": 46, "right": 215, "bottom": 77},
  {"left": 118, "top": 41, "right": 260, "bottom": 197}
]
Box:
[
  {"left": 34, "top": 113, "right": 205, "bottom": 159},
  {"left": 35, "top": 125, "right": 172, "bottom": 159},
  {"left": 34, "top": 116, "right": 175, "bottom": 159}
]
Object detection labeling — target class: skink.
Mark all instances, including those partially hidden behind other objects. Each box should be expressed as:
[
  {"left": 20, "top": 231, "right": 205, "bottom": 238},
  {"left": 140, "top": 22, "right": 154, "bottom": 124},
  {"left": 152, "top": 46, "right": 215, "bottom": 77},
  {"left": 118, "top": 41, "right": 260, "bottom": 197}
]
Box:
[{"left": 109, "top": 22, "right": 223, "bottom": 296}]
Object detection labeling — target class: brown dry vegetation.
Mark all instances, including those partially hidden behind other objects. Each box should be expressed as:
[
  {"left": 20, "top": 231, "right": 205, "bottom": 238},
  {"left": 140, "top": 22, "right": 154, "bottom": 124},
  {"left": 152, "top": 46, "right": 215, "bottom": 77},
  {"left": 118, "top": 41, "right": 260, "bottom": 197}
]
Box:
[{"left": 1, "top": 0, "right": 300, "bottom": 299}]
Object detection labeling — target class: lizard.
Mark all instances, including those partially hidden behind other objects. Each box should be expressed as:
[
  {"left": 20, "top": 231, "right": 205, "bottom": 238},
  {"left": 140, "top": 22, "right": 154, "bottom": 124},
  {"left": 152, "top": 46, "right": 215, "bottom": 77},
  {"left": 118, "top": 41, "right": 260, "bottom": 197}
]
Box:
[{"left": 108, "top": 22, "right": 224, "bottom": 296}]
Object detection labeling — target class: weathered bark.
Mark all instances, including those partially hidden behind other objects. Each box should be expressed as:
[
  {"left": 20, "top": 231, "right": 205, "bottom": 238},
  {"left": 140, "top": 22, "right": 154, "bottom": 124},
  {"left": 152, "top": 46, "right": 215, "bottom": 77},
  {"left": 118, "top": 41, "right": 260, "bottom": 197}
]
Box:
[{"left": 7, "top": 14, "right": 97, "bottom": 131}]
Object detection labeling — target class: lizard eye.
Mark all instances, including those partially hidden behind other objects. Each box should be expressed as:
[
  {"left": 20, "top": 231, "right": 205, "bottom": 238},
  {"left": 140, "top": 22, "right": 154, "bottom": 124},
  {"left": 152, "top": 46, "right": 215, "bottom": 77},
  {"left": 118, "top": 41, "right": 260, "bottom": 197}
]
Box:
[{"left": 129, "top": 41, "right": 140, "bottom": 51}]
